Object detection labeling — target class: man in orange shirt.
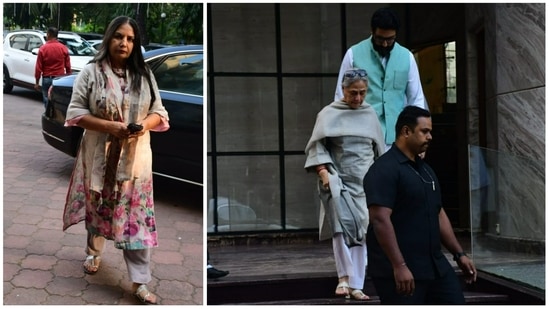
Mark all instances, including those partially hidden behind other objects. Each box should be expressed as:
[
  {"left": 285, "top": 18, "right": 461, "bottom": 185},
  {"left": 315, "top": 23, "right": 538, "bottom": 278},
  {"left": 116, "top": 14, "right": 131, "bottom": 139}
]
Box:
[{"left": 34, "top": 27, "right": 71, "bottom": 107}]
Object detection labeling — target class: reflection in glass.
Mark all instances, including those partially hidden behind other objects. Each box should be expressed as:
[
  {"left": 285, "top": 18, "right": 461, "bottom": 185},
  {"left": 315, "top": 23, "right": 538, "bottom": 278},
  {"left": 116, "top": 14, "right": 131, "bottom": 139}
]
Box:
[
  {"left": 207, "top": 155, "right": 282, "bottom": 233},
  {"left": 469, "top": 145, "right": 544, "bottom": 290}
]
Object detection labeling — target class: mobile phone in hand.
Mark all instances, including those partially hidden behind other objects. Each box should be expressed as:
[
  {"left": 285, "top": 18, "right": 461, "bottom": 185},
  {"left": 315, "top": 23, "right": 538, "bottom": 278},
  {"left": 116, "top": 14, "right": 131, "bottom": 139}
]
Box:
[{"left": 128, "top": 123, "right": 143, "bottom": 133}]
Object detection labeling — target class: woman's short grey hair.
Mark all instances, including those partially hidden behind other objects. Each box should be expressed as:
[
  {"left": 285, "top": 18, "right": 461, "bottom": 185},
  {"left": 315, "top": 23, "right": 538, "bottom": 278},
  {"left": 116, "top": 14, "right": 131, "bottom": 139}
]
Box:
[{"left": 342, "top": 68, "right": 368, "bottom": 88}]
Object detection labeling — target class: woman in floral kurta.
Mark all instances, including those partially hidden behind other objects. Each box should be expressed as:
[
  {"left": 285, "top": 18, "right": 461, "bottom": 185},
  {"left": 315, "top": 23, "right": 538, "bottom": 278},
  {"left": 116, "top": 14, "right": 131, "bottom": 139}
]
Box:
[{"left": 62, "top": 16, "right": 169, "bottom": 304}]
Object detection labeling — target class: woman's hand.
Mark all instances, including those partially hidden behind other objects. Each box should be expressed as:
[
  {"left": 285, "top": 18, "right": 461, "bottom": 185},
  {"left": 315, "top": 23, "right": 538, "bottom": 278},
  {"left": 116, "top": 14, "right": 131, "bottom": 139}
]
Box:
[
  {"left": 107, "top": 121, "right": 130, "bottom": 139},
  {"left": 128, "top": 123, "right": 146, "bottom": 138},
  {"left": 77, "top": 115, "right": 148, "bottom": 139},
  {"left": 109, "top": 113, "right": 161, "bottom": 140},
  {"left": 318, "top": 169, "right": 330, "bottom": 189},
  {"left": 106, "top": 121, "right": 143, "bottom": 139}
]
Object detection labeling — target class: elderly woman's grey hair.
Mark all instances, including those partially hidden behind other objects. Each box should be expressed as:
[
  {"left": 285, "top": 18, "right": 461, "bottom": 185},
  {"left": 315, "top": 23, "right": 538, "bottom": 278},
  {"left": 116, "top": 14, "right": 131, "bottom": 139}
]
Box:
[{"left": 342, "top": 68, "right": 368, "bottom": 88}]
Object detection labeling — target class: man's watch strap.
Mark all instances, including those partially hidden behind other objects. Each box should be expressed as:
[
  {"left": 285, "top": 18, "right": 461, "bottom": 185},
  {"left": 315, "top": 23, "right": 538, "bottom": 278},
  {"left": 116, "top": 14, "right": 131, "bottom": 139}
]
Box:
[{"left": 453, "top": 252, "right": 468, "bottom": 261}]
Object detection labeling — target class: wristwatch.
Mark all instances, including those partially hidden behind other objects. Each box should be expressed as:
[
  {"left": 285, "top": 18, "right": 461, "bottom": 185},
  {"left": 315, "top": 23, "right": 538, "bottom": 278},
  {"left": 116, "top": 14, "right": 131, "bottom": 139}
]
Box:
[{"left": 453, "top": 252, "right": 468, "bottom": 262}]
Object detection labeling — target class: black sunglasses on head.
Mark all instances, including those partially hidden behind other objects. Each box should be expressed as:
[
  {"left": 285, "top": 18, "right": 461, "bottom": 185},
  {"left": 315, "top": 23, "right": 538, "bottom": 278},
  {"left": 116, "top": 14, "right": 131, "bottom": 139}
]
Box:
[{"left": 344, "top": 69, "right": 367, "bottom": 79}]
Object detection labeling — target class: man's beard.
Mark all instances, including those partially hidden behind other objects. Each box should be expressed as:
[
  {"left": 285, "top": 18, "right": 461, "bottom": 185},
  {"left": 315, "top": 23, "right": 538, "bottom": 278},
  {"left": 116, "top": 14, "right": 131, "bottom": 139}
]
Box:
[{"left": 373, "top": 43, "right": 395, "bottom": 58}]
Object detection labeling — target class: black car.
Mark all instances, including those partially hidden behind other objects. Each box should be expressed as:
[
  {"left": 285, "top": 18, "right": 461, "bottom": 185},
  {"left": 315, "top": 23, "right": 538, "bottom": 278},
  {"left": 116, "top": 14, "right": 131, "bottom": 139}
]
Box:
[{"left": 41, "top": 45, "right": 203, "bottom": 186}]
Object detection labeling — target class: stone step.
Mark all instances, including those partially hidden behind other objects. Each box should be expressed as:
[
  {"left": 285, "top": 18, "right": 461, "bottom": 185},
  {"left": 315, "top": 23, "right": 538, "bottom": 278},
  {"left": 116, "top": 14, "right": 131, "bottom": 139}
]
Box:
[
  {"left": 207, "top": 271, "right": 511, "bottom": 305},
  {"left": 220, "top": 292, "right": 510, "bottom": 305}
]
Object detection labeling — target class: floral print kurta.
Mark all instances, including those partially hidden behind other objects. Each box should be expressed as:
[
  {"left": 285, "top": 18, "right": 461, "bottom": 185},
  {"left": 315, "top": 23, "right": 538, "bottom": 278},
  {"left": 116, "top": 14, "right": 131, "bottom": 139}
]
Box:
[{"left": 62, "top": 60, "right": 169, "bottom": 250}]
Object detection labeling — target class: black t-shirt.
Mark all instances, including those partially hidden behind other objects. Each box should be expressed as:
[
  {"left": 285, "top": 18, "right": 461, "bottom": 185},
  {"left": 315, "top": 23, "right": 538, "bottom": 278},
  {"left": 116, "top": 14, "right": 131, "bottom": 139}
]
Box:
[{"left": 364, "top": 144, "right": 453, "bottom": 280}]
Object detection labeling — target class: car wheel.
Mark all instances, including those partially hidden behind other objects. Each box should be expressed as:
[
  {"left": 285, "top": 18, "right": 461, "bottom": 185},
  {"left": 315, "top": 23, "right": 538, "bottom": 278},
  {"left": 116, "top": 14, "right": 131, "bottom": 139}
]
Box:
[{"left": 3, "top": 66, "right": 13, "bottom": 94}]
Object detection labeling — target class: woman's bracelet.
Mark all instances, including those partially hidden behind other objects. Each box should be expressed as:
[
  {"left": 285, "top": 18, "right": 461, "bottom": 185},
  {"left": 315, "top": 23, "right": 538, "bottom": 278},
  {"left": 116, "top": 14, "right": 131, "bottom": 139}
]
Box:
[{"left": 316, "top": 165, "right": 327, "bottom": 173}]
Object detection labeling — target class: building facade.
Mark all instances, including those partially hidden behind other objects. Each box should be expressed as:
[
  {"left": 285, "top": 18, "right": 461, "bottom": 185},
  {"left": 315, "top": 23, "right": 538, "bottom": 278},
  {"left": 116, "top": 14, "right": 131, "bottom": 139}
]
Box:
[{"left": 206, "top": 3, "right": 545, "bottom": 241}]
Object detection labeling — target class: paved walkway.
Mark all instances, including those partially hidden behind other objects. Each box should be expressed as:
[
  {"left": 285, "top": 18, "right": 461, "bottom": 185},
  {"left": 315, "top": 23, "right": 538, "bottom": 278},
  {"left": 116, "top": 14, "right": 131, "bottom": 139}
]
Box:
[{"left": 3, "top": 88, "right": 203, "bottom": 305}]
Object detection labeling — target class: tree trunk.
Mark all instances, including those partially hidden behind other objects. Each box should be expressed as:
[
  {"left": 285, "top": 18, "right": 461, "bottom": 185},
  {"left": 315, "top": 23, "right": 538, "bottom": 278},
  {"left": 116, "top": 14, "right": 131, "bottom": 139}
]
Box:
[{"left": 133, "top": 3, "right": 149, "bottom": 46}]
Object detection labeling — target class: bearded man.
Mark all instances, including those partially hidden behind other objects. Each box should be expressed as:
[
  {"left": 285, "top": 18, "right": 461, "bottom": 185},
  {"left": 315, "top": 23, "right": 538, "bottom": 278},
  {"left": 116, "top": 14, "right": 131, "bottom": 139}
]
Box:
[{"left": 335, "top": 7, "right": 428, "bottom": 151}]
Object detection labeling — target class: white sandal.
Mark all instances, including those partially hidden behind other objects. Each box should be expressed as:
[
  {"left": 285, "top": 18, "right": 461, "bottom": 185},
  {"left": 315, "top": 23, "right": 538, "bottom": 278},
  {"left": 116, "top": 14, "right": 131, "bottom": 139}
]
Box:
[
  {"left": 335, "top": 281, "right": 350, "bottom": 298},
  {"left": 351, "top": 289, "right": 370, "bottom": 300}
]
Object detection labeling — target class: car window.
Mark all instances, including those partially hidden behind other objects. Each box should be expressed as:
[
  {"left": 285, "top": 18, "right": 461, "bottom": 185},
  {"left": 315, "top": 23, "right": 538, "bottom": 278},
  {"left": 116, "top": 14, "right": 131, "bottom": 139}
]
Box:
[
  {"left": 28, "top": 35, "right": 43, "bottom": 51},
  {"left": 153, "top": 53, "right": 203, "bottom": 96},
  {"left": 9, "top": 34, "right": 30, "bottom": 51},
  {"left": 58, "top": 38, "right": 97, "bottom": 56}
]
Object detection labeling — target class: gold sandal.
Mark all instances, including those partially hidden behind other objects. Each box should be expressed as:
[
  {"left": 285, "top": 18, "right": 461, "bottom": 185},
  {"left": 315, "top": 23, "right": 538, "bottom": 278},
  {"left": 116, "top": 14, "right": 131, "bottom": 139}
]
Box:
[
  {"left": 135, "top": 284, "right": 158, "bottom": 305},
  {"left": 83, "top": 255, "right": 101, "bottom": 275}
]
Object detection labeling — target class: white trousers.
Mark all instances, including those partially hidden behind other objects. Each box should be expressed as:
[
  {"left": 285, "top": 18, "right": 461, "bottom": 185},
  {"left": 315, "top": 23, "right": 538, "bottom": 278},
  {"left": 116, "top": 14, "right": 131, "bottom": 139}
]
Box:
[
  {"left": 87, "top": 233, "right": 152, "bottom": 284},
  {"left": 332, "top": 233, "right": 367, "bottom": 290}
]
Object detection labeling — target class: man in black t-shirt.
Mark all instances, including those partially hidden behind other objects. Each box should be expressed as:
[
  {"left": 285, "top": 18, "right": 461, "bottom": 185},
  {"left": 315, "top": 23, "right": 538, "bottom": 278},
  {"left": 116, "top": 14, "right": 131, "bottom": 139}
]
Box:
[{"left": 364, "top": 106, "right": 476, "bottom": 304}]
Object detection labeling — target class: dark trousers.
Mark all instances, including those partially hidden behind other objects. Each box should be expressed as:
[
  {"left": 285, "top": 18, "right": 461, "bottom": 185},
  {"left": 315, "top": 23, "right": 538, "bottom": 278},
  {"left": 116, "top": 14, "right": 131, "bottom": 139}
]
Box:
[
  {"left": 372, "top": 269, "right": 465, "bottom": 304},
  {"left": 41, "top": 76, "right": 54, "bottom": 107}
]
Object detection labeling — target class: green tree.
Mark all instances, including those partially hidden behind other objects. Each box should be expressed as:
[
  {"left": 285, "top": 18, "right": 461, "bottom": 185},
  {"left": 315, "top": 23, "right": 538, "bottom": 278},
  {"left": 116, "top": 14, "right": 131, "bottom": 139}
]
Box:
[
  {"left": 177, "top": 3, "right": 202, "bottom": 44},
  {"left": 3, "top": 3, "right": 203, "bottom": 45}
]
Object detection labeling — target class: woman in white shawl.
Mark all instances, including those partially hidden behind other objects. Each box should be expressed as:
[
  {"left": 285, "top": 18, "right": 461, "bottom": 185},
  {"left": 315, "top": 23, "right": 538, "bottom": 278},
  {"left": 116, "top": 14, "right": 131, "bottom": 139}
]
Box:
[
  {"left": 61, "top": 16, "right": 169, "bottom": 304},
  {"left": 304, "top": 69, "right": 384, "bottom": 300}
]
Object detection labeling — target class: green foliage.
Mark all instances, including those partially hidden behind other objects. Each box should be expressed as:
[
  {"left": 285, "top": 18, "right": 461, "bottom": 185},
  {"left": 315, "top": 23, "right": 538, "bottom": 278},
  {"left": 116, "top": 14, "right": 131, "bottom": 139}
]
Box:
[{"left": 3, "top": 3, "right": 203, "bottom": 45}]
